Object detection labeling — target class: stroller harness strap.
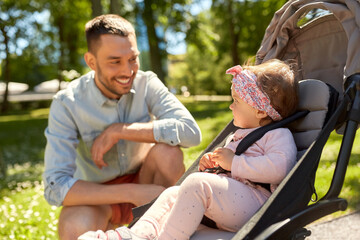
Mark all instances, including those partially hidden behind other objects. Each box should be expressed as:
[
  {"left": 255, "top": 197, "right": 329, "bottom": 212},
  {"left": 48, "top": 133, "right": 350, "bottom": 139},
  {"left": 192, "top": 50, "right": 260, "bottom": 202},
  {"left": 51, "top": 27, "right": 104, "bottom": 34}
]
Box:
[
  {"left": 234, "top": 110, "right": 309, "bottom": 155},
  {"left": 235, "top": 110, "right": 309, "bottom": 192}
]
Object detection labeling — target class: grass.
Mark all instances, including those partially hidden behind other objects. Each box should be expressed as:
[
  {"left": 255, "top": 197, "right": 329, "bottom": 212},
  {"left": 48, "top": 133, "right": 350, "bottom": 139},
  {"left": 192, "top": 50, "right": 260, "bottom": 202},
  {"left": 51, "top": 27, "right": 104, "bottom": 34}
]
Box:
[{"left": 0, "top": 102, "right": 359, "bottom": 239}]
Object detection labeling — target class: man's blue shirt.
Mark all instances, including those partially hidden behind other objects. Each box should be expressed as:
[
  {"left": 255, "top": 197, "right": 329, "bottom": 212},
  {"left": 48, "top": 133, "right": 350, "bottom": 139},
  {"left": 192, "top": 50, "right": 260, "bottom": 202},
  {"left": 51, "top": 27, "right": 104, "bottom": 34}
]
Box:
[{"left": 43, "top": 70, "right": 201, "bottom": 206}]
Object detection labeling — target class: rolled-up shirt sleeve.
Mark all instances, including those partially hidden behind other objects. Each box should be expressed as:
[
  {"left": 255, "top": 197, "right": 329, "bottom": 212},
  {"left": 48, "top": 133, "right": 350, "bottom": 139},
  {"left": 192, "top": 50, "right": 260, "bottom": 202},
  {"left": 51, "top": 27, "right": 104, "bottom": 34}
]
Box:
[
  {"left": 43, "top": 97, "right": 79, "bottom": 206},
  {"left": 146, "top": 73, "right": 201, "bottom": 148}
]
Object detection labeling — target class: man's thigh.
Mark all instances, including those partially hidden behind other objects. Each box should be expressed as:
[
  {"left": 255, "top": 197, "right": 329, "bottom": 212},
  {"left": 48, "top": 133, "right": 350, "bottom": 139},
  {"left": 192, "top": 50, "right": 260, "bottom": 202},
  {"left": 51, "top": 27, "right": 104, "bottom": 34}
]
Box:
[{"left": 58, "top": 204, "right": 112, "bottom": 240}]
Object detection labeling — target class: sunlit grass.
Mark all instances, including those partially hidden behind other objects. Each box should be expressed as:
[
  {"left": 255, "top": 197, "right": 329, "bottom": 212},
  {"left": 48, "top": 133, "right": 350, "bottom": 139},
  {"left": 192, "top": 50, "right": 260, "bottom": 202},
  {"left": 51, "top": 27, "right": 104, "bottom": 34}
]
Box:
[
  {"left": 182, "top": 101, "right": 233, "bottom": 168},
  {"left": 312, "top": 131, "right": 360, "bottom": 220},
  {"left": 0, "top": 102, "right": 359, "bottom": 239},
  {"left": 0, "top": 180, "right": 60, "bottom": 239}
]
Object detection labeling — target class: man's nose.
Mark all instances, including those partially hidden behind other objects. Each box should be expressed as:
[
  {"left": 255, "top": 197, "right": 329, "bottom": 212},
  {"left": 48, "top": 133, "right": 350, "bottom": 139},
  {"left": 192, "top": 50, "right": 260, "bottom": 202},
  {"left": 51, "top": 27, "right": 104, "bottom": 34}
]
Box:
[{"left": 119, "top": 62, "right": 133, "bottom": 76}]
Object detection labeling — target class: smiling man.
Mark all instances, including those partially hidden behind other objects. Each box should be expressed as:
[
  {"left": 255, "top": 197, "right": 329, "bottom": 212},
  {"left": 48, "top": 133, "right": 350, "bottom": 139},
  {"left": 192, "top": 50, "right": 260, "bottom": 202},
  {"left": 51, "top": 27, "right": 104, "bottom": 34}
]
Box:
[{"left": 42, "top": 14, "right": 201, "bottom": 240}]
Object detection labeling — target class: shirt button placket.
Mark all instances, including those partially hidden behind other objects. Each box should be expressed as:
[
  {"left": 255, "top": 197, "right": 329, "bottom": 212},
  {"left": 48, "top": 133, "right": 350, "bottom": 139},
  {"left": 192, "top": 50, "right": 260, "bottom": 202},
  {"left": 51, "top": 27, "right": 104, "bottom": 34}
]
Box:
[{"left": 116, "top": 102, "right": 127, "bottom": 172}]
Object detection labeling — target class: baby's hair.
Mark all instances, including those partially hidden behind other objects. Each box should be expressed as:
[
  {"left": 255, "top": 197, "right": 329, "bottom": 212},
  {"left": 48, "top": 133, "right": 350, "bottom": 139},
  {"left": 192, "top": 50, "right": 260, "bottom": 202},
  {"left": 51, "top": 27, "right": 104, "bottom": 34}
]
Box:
[
  {"left": 85, "top": 14, "right": 135, "bottom": 54},
  {"left": 244, "top": 59, "right": 299, "bottom": 121}
]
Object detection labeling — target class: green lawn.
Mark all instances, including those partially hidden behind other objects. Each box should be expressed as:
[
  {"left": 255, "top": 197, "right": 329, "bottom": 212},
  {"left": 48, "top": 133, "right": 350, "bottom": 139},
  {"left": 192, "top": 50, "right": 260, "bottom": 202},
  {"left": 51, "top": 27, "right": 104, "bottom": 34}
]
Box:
[{"left": 0, "top": 102, "right": 359, "bottom": 239}]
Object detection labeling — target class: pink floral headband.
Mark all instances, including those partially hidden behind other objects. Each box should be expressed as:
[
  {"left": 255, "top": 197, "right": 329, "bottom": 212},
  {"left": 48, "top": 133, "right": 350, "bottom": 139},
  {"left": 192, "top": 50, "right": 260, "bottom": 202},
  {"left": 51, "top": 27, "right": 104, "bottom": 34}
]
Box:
[{"left": 226, "top": 65, "right": 282, "bottom": 121}]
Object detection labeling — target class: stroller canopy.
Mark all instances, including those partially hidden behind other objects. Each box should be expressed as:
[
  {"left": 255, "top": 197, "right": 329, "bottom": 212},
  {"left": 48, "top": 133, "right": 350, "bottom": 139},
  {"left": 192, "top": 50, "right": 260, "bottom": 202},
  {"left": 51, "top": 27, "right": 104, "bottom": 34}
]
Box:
[{"left": 256, "top": 0, "right": 360, "bottom": 95}]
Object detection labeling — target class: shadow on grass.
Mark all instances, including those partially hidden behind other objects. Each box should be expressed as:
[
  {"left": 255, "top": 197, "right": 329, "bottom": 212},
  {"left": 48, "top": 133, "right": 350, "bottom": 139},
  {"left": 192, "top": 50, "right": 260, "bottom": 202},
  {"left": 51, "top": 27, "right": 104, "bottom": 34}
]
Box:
[
  {"left": 0, "top": 116, "right": 48, "bottom": 197},
  {"left": 343, "top": 171, "right": 360, "bottom": 210},
  {"left": 315, "top": 153, "right": 360, "bottom": 213}
]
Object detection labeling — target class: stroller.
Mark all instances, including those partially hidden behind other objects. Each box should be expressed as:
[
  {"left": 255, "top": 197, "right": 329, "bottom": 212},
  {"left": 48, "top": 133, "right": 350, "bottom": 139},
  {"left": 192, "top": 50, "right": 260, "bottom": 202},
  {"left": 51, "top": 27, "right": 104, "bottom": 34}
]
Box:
[{"left": 131, "top": 0, "right": 360, "bottom": 239}]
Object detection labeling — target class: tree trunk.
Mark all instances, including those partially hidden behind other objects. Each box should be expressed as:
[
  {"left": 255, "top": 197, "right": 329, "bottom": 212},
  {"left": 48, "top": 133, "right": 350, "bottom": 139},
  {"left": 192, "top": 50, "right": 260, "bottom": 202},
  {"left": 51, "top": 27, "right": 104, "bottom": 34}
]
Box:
[
  {"left": 55, "top": 16, "right": 65, "bottom": 91},
  {"left": 142, "top": 0, "right": 166, "bottom": 83},
  {"left": 0, "top": 25, "right": 10, "bottom": 114},
  {"left": 90, "top": 0, "right": 103, "bottom": 18},
  {"left": 228, "top": 0, "right": 240, "bottom": 66},
  {"left": 110, "top": 0, "right": 122, "bottom": 15}
]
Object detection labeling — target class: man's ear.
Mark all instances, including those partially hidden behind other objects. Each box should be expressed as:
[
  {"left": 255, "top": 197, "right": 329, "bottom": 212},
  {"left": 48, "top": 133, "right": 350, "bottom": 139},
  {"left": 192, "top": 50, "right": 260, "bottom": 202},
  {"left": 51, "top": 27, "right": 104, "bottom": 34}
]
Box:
[
  {"left": 255, "top": 110, "right": 268, "bottom": 119},
  {"left": 84, "top": 52, "right": 96, "bottom": 70}
]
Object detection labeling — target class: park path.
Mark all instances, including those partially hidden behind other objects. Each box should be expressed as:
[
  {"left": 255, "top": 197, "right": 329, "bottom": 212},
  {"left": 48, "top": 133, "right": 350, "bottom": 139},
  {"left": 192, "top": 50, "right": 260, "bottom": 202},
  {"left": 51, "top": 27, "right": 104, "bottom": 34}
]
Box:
[{"left": 306, "top": 211, "right": 360, "bottom": 239}]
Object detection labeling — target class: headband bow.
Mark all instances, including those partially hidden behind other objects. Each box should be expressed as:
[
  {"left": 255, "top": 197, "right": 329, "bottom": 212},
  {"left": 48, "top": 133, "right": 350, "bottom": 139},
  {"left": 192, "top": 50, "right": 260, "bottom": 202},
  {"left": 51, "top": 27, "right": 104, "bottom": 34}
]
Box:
[{"left": 226, "top": 65, "right": 282, "bottom": 121}]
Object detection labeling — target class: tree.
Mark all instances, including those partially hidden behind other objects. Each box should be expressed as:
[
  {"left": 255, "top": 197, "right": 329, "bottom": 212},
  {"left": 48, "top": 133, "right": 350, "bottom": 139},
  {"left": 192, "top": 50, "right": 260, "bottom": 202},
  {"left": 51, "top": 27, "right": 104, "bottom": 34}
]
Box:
[
  {"left": 175, "top": 0, "right": 288, "bottom": 95},
  {"left": 141, "top": 0, "right": 166, "bottom": 82},
  {"left": 0, "top": 23, "right": 11, "bottom": 113},
  {"left": 0, "top": 0, "right": 41, "bottom": 113},
  {"left": 42, "top": 0, "right": 90, "bottom": 90},
  {"left": 91, "top": 0, "right": 103, "bottom": 18}
]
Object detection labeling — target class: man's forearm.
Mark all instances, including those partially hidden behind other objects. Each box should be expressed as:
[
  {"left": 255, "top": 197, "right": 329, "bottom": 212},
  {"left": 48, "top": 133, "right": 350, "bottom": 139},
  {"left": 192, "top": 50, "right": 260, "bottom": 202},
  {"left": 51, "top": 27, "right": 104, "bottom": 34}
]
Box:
[
  {"left": 62, "top": 180, "right": 164, "bottom": 207},
  {"left": 111, "top": 122, "right": 156, "bottom": 143},
  {"left": 91, "top": 122, "right": 156, "bottom": 167},
  {"left": 62, "top": 180, "right": 137, "bottom": 206}
]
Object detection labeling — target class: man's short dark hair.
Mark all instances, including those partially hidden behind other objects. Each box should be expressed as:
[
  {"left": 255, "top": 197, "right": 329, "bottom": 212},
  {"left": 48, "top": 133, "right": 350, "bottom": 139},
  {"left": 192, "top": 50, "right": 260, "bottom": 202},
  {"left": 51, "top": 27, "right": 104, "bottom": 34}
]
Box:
[{"left": 85, "top": 14, "right": 135, "bottom": 54}]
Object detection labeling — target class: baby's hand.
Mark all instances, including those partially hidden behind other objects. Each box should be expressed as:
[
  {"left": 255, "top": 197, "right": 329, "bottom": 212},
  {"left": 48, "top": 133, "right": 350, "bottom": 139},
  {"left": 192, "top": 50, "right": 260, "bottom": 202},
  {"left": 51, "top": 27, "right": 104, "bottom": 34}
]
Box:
[
  {"left": 199, "top": 152, "right": 218, "bottom": 171},
  {"left": 212, "top": 147, "right": 234, "bottom": 171}
]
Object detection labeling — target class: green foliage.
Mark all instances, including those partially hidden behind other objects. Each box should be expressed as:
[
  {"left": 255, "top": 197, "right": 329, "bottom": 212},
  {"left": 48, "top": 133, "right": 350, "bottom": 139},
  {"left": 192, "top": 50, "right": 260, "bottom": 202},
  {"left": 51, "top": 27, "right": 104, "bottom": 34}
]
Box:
[
  {"left": 43, "top": 0, "right": 91, "bottom": 72},
  {"left": 1, "top": 0, "right": 289, "bottom": 97},
  {"left": 182, "top": 101, "right": 233, "bottom": 167},
  {"left": 167, "top": 45, "right": 233, "bottom": 95},
  {"left": 0, "top": 0, "right": 44, "bottom": 86},
  {"left": 0, "top": 0, "right": 91, "bottom": 91},
  {"left": 167, "top": 0, "right": 288, "bottom": 95}
]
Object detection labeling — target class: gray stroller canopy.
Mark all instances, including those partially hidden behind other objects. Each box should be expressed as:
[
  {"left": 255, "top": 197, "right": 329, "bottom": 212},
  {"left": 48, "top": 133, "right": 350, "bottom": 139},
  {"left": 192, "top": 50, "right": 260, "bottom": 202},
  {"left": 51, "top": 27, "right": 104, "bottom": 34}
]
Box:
[{"left": 256, "top": 0, "right": 360, "bottom": 95}]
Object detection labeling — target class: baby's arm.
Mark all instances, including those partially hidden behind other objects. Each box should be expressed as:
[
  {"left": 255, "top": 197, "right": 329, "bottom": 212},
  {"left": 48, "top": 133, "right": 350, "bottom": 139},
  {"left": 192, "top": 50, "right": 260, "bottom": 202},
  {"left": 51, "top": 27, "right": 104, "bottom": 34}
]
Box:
[{"left": 231, "top": 128, "right": 297, "bottom": 184}]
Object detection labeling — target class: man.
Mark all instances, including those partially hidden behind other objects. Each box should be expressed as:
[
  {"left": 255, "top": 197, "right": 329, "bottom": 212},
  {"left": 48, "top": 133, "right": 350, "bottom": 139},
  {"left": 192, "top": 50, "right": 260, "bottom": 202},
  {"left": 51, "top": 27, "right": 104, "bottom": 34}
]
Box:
[{"left": 43, "top": 14, "right": 201, "bottom": 240}]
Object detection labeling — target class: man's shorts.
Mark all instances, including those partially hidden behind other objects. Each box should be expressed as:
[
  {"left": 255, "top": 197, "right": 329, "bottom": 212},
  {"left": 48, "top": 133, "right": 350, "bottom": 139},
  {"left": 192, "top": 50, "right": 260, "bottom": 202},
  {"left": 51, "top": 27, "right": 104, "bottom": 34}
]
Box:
[{"left": 104, "top": 172, "right": 140, "bottom": 225}]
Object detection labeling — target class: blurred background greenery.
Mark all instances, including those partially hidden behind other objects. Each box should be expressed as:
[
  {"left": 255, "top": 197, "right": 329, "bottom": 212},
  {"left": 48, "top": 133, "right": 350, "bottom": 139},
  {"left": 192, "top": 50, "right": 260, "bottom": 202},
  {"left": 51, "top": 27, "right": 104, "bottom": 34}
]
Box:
[{"left": 0, "top": 0, "right": 287, "bottom": 112}]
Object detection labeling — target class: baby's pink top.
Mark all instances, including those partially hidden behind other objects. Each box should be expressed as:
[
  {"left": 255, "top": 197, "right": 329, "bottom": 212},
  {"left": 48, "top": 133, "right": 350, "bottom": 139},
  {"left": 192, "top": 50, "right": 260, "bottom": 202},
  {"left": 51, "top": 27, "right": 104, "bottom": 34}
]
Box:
[{"left": 225, "top": 128, "right": 297, "bottom": 192}]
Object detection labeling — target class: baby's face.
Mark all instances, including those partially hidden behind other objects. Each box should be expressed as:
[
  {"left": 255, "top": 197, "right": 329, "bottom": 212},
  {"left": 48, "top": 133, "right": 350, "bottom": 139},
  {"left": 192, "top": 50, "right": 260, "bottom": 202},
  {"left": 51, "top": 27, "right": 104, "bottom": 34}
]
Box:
[{"left": 229, "top": 88, "right": 261, "bottom": 128}]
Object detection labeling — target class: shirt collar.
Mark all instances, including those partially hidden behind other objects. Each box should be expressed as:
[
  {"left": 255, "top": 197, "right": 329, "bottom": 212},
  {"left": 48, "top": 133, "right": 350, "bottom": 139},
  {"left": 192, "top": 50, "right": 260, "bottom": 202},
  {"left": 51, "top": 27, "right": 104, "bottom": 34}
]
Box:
[{"left": 88, "top": 71, "right": 136, "bottom": 106}]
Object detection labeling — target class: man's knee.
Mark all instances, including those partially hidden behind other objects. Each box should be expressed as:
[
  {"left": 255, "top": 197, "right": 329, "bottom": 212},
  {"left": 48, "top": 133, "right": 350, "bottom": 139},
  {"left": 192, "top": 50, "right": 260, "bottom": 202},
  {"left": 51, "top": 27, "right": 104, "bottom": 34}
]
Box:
[
  {"left": 146, "top": 144, "right": 184, "bottom": 169},
  {"left": 58, "top": 205, "right": 111, "bottom": 240},
  {"left": 156, "top": 144, "right": 184, "bottom": 175},
  {"left": 143, "top": 143, "right": 185, "bottom": 186}
]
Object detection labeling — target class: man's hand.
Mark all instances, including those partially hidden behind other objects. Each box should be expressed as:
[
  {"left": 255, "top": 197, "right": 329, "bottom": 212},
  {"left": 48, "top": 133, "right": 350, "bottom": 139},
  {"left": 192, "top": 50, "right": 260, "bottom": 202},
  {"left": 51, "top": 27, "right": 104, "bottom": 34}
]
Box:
[
  {"left": 91, "top": 122, "right": 156, "bottom": 169},
  {"left": 91, "top": 124, "right": 121, "bottom": 169},
  {"left": 211, "top": 147, "right": 234, "bottom": 171}
]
